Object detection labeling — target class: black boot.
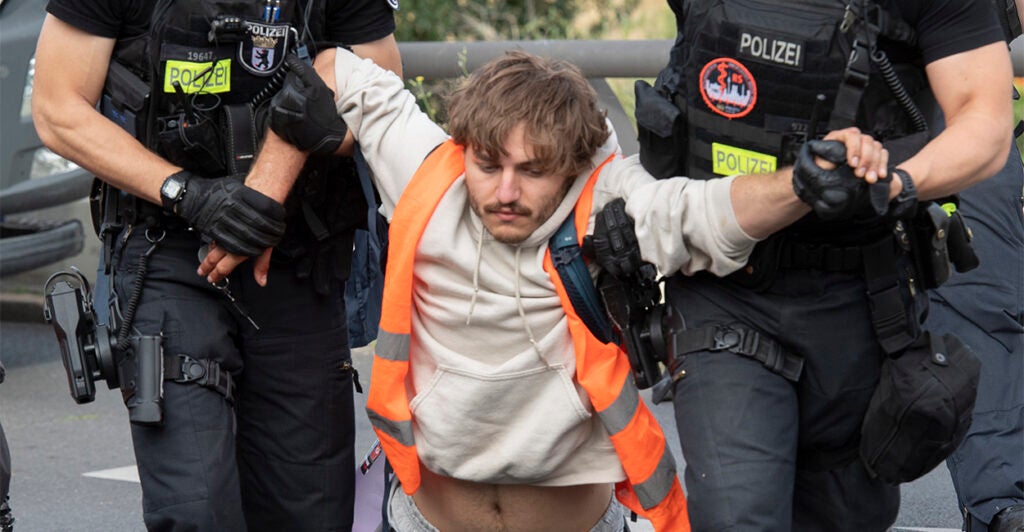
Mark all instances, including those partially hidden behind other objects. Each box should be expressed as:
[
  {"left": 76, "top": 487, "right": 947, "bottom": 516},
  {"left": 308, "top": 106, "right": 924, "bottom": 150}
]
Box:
[{"left": 991, "top": 504, "right": 1024, "bottom": 532}]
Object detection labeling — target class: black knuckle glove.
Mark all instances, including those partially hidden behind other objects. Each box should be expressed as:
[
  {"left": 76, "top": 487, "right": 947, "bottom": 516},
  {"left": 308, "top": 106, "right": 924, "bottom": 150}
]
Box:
[
  {"left": 176, "top": 175, "right": 287, "bottom": 256},
  {"left": 269, "top": 54, "right": 347, "bottom": 155},
  {"left": 589, "top": 198, "right": 643, "bottom": 278},
  {"left": 792, "top": 140, "right": 879, "bottom": 221}
]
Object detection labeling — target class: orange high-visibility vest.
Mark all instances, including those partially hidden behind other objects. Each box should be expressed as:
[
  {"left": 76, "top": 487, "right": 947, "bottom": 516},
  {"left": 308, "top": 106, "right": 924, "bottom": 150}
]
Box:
[{"left": 366, "top": 139, "right": 690, "bottom": 531}]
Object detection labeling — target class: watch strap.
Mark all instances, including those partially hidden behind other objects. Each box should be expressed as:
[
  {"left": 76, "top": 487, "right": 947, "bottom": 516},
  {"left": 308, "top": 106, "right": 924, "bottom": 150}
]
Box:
[{"left": 889, "top": 167, "right": 918, "bottom": 218}]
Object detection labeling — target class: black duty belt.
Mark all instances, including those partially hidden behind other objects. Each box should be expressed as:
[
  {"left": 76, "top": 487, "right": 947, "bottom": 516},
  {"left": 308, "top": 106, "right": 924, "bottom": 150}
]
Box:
[
  {"left": 669, "top": 325, "right": 804, "bottom": 382},
  {"left": 777, "top": 240, "right": 864, "bottom": 272}
]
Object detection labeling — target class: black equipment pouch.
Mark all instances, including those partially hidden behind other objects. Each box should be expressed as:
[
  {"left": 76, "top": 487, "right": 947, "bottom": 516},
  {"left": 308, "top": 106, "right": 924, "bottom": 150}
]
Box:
[
  {"left": 100, "top": 60, "right": 151, "bottom": 140},
  {"left": 860, "top": 330, "right": 980, "bottom": 483},
  {"left": 900, "top": 200, "right": 979, "bottom": 292},
  {"left": 635, "top": 79, "right": 687, "bottom": 180},
  {"left": 156, "top": 111, "right": 227, "bottom": 176}
]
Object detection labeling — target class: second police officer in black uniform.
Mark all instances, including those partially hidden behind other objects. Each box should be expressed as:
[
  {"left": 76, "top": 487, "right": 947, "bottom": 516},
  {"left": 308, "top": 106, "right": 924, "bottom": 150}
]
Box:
[
  {"left": 32, "top": 0, "right": 401, "bottom": 530},
  {"left": 926, "top": 2, "right": 1024, "bottom": 530},
  {"left": 636, "top": 0, "right": 1014, "bottom": 530}
]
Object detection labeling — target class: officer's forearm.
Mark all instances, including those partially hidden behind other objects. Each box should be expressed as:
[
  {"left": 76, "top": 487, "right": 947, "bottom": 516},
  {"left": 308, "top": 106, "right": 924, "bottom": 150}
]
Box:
[
  {"left": 730, "top": 170, "right": 810, "bottom": 239},
  {"left": 245, "top": 131, "right": 307, "bottom": 203}
]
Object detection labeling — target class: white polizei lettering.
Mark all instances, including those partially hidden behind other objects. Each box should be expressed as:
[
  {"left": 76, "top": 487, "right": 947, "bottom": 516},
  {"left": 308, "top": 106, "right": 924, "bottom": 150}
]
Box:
[
  {"left": 740, "top": 31, "right": 802, "bottom": 67},
  {"left": 740, "top": 33, "right": 753, "bottom": 52},
  {"left": 782, "top": 42, "right": 798, "bottom": 65},
  {"left": 772, "top": 41, "right": 785, "bottom": 64},
  {"left": 244, "top": 22, "right": 288, "bottom": 37}
]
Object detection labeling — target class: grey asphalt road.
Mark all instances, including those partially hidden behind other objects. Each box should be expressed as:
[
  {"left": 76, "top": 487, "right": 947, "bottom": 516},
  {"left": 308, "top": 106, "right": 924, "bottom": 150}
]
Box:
[{"left": 0, "top": 319, "right": 963, "bottom": 531}]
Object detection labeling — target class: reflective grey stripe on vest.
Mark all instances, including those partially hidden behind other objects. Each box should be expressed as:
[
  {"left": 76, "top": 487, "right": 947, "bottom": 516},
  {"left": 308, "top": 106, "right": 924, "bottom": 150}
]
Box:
[
  {"left": 596, "top": 376, "right": 640, "bottom": 436},
  {"left": 596, "top": 376, "right": 678, "bottom": 509},
  {"left": 633, "top": 444, "right": 678, "bottom": 510},
  {"left": 376, "top": 330, "right": 410, "bottom": 362},
  {"left": 366, "top": 407, "right": 416, "bottom": 447}
]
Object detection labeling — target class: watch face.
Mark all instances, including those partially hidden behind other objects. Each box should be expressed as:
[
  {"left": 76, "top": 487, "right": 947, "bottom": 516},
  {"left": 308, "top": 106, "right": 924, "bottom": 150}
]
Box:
[{"left": 162, "top": 178, "right": 184, "bottom": 200}]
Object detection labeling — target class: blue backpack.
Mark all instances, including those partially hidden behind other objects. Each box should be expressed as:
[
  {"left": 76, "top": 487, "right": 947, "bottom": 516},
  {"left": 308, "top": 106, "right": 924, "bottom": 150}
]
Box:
[{"left": 344, "top": 146, "right": 387, "bottom": 349}]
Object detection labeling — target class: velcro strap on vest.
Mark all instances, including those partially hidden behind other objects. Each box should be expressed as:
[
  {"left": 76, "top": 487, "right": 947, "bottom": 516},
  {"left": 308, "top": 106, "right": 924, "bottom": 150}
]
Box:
[
  {"left": 670, "top": 325, "right": 803, "bottom": 382},
  {"left": 164, "top": 354, "right": 235, "bottom": 403},
  {"left": 222, "top": 104, "right": 257, "bottom": 175},
  {"left": 861, "top": 235, "right": 914, "bottom": 355}
]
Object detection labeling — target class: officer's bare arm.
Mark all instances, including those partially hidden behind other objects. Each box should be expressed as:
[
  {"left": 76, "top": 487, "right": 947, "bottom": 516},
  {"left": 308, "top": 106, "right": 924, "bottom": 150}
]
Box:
[
  {"left": 32, "top": 15, "right": 180, "bottom": 205},
  {"left": 878, "top": 41, "right": 1013, "bottom": 200}
]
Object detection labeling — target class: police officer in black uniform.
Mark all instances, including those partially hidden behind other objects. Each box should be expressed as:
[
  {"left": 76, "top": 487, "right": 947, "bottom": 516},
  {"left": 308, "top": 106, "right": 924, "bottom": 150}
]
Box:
[
  {"left": 635, "top": 0, "right": 1014, "bottom": 529},
  {"left": 31, "top": 0, "right": 401, "bottom": 530},
  {"left": 926, "top": 2, "right": 1024, "bottom": 530}
]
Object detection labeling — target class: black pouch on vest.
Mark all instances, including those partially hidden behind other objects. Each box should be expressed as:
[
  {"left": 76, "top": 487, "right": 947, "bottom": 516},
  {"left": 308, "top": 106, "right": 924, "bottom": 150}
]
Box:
[
  {"left": 100, "top": 61, "right": 151, "bottom": 139},
  {"left": 859, "top": 330, "right": 980, "bottom": 484},
  {"left": 635, "top": 80, "right": 687, "bottom": 180},
  {"left": 156, "top": 112, "right": 226, "bottom": 176},
  {"left": 907, "top": 202, "right": 953, "bottom": 290}
]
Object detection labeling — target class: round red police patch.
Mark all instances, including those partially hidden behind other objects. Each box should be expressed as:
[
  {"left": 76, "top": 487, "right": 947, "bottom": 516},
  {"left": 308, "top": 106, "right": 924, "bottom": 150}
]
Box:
[{"left": 699, "top": 57, "right": 757, "bottom": 119}]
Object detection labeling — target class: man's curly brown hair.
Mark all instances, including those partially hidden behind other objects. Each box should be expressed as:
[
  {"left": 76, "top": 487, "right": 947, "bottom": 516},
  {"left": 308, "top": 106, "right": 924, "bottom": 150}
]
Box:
[{"left": 446, "top": 50, "right": 610, "bottom": 178}]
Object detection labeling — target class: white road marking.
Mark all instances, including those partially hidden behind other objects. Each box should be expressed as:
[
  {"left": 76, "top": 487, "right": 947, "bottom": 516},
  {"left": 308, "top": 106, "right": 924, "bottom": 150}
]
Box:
[{"left": 83, "top": 466, "right": 140, "bottom": 483}]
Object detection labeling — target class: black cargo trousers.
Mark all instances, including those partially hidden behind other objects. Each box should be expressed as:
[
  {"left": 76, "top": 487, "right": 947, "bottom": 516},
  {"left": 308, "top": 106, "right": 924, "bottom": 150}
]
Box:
[
  {"left": 666, "top": 261, "right": 927, "bottom": 532},
  {"left": 110, "top": 220, "right": 356, "bottom": 532}
]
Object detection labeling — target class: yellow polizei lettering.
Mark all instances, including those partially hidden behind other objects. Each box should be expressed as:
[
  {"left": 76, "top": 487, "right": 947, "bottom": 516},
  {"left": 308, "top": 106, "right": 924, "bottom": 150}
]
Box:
[
  {"left": 712, "top": 143, "right": 777, "bottom": 176},
  {"left": 163, "top": 59, "right": 232, "bottom": 94}
]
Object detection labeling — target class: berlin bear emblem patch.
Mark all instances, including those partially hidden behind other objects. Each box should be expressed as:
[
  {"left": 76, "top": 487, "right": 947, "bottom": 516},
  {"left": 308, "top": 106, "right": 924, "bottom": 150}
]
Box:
[
  {"left": 239, "top": 21, "right": 291, "bottom": 76},
  {"left": 699, "top": 57, "right": 757, "bottom": 119}
]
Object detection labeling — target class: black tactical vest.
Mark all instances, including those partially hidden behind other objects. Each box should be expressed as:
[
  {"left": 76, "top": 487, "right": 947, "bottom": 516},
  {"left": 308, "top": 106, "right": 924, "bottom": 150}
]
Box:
[
  {"left": 102, "top": 0, "right": 368, "bottom": 259},
  {"left": 108, "top": 0, "right": 323, "bottom": 175},
  {"left": 649, "top": 0, "right": 930, "bottom": 182}
]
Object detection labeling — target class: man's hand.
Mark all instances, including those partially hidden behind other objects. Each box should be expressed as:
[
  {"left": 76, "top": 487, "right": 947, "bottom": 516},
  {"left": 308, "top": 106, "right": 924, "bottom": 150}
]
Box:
[
  {"left": 197, "top": 243, "right": 273, "bottom": 286},
  {"left": 172, "top": 172, "right": 287, "bottom": 256},
  {"left": 269, "top": 54, "right": 347, "bottom": 155},
  {"left": 792, "top": 129, "right": 890, "bottom": 220}
]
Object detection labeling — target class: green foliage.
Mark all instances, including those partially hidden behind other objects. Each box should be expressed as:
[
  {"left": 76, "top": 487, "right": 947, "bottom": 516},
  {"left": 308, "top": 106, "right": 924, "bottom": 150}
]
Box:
[
  {"left": 395, "top": 0, "right": 638, "bottom": 42},
  {"left": 394, "top": 0, "right": 642, "bottom": 130}
]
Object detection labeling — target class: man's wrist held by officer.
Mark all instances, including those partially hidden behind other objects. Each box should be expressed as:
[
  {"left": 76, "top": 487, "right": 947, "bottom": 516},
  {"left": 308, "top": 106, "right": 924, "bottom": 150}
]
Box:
[{"left": 888, "top": 167, "right": 918, "bottom": 218}]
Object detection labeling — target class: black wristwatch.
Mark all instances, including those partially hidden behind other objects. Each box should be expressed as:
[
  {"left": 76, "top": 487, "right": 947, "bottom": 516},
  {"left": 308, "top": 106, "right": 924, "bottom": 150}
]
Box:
[
  {"left": 160, "top": 171, "right": 190, "bottom": 213},
  {"left": 889, "top": 167, "right": 918, "bottom": 218}
]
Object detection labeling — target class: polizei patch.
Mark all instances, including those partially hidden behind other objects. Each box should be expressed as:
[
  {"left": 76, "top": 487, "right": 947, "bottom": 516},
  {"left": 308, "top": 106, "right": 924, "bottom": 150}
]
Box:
[
  {"left": 737, "top": 30, "right": 805, "bottom": 71},
  {"left": 699, "top": 57, "right": 757, "bottom": 119},
  {"left": 238, "top": 21, "right": 290, "bottom": 76}
]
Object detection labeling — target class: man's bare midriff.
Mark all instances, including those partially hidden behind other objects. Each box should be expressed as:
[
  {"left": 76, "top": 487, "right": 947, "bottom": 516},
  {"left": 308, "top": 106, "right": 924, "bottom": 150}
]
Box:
[{"left": 411, "top": 465, "right": 614, "bottom": 531}]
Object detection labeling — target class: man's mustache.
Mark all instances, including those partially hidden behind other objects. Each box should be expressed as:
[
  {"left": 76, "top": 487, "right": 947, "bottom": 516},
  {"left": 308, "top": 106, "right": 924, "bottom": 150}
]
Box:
[{"left": 484, "top": 202, "right": 531, "bottom": 216}]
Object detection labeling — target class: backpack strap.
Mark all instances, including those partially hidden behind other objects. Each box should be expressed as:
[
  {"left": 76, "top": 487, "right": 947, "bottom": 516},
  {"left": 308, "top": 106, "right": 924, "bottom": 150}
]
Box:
[{"left": 549, "top": 211, "right": 615, "bottom": 344}]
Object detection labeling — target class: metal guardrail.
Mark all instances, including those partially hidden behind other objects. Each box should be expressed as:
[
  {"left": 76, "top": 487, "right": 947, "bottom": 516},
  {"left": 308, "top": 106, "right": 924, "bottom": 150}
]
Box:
[{"left": 398, "top": 39, "right": 672, "bottom": 79}]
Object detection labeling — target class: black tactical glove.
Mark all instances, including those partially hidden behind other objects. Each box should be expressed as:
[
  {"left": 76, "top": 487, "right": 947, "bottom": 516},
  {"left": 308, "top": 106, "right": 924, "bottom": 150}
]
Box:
[
  {"left": 269, "top": 54, "right": 347, "bottom": 155},
  {"left": 172, "top": 172, "right": 287, "bottom": 256},
  {"left": 586, "top": 198, "right": 644, "bottom": 277},
  {"left": 792, "top": 140, "right": 889, "bottom": 221}
]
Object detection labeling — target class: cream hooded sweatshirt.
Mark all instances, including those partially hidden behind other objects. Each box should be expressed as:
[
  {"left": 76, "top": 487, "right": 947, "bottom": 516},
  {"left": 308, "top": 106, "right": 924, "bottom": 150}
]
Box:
[{"left": 333, "top": 48, "right": 759, "bottom": 486}]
